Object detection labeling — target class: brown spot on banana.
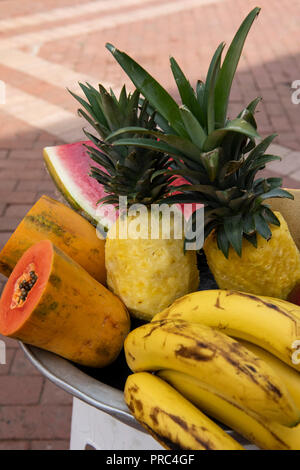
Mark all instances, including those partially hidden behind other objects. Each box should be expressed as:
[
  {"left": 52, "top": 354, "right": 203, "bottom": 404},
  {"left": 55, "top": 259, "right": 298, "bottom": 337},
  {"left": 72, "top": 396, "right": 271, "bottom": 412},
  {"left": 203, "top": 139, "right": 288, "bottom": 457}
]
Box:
[
  {"left": 215, "top": 291, "right": 225, "bottom": 310},
  {"left": 148, "top": 406, "right": 216, "bottom": 450},
  {"left": 134, "top": 399, "right": 144, "bottom": 413},
  {"left": 266, "top": 381, "right": 283, "bottom": 398},
  {"left": 127, "top": 351, "right": 136, "bottom": 362},
  {"left": 128, "top": 384, "right": 139, "bottom": 393},
  {"left": 142, "top": 320, "right": 168, "bottom": 339},
  {"left": 150, "top": 407, "right": 160, "bottom": 426},
  {"left": 175, "top": 345, "right": 216, "bottom": 362},
  {"left": 126, "top": 394, "right": 144, "bottom": 419},
  {"left": 226, "top": 291, "right": 299, "bottom": 322},
  {"left": 140, "top": 421, "right": 186, "bottom": 450}
]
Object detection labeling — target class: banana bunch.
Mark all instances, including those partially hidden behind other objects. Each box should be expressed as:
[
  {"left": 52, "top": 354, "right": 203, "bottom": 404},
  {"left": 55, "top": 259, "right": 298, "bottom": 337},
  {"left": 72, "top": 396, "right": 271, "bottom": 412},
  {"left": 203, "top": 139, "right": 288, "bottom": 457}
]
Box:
[{"left": 124, "top": 290, "right": 300, "bottom": 450}]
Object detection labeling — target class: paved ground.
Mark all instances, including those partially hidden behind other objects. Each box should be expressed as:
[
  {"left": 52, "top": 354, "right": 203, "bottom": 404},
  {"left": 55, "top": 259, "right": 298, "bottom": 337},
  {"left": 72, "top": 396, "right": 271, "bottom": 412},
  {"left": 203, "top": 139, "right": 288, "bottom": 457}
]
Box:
[{"left": 0, "top": 0, "right": 300, "bottom": 450}]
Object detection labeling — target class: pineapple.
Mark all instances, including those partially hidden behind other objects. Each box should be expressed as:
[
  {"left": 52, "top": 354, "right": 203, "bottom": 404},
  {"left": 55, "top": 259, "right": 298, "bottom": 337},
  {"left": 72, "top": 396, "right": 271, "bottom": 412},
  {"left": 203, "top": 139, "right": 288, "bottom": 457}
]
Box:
[
  {"left": 70, "top": 84, "right": 199, "bottom": 321},
  {"left": 106, "top": 210, "right": 199, "bottom": 319},
  {"left": 204, "top": 211, "right": 300, "bottom": 299},
  {"left": 105, "top": 7, "right": 300, "bottom": 300}
]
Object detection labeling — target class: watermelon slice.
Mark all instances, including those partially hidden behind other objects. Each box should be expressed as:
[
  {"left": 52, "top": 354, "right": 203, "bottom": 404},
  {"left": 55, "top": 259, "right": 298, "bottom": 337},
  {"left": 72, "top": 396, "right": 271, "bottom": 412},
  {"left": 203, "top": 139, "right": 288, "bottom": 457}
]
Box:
[
  {"left": 43, "top": 141, "right": 193, "bottom": 234},
  {"left": 43, "top": 141, "right": 114, "bottom": 230}
]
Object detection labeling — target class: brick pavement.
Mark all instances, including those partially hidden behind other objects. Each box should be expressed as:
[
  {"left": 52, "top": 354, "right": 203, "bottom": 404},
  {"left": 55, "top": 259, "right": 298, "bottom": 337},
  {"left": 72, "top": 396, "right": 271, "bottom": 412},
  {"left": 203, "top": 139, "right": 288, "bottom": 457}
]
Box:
[{"left": 0, "top": 0, "right": 300, "bottom": 450}]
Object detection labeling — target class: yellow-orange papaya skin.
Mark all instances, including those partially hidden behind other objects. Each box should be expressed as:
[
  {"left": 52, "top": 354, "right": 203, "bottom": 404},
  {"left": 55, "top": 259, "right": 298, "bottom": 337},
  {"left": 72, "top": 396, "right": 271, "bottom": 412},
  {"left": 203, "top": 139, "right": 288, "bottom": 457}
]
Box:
[
  {"left": 1, "top": 241, "right": 130, "bottom": 368},
  {"left": 0, "top": 195, "right": 106, "bottom": 285}
]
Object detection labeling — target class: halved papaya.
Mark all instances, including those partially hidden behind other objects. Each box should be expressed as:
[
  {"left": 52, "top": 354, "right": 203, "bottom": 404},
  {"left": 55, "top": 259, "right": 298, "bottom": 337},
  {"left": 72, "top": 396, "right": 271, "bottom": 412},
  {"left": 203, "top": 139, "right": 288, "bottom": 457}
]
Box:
[
  {"left": 0, "top": 240, "right": 130, "bottom": 367},
  {"left": 0, "top": 195, "right": 106, "bottom": 284}
]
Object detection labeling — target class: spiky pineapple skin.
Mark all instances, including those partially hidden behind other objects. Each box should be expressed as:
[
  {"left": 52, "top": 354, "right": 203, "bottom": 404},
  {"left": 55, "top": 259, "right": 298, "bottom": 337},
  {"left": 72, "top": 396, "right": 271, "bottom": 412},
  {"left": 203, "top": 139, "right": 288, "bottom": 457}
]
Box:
[
  {"left": 204, "top": 212, "right": 300, "bottom": 300},
  {"left": 105, "top": 212, "right": 199, "bottom": 321}
]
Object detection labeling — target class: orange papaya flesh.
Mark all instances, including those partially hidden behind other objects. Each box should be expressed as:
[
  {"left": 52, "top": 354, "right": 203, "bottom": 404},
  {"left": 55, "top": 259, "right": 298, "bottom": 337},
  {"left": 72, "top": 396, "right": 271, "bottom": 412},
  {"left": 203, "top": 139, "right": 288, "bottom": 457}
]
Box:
[
  {"left": 0, "top": 195, "right": 106, "bottom": 285},
  {"left": 0, "top": 240, "right": 130, "bottom": 368}
]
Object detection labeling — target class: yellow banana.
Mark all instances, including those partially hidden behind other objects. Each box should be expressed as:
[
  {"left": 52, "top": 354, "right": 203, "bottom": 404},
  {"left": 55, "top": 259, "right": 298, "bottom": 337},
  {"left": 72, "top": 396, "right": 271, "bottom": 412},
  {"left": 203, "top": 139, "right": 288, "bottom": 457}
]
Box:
[
  {"left": 124, "top": 319, "right": 300, "bottom": 427},
  {"left": 158, "top": 369, "right": 300, "bottom": 451},
  {"left": 124, "top": 372, "right": 244, "bottom": 450},
  {"left": 153, "top": 289, "right": 300, "bottom": 371},
  {"left": 238, "top": 339, "right": 300, "bottom": 410}
]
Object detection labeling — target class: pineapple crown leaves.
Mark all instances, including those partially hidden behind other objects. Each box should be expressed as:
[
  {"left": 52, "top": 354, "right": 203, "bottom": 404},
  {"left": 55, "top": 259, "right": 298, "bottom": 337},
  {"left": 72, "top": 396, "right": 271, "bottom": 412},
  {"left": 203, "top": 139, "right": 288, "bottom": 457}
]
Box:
[
  {"left": 69, "top": 83, "right": 176, "bottom": 207},
  {"left": 104, "top": 7, "right": 261, "bottom": 165},
  {"left": 103, "top": 8, "right": 294, "bottom": 257}
]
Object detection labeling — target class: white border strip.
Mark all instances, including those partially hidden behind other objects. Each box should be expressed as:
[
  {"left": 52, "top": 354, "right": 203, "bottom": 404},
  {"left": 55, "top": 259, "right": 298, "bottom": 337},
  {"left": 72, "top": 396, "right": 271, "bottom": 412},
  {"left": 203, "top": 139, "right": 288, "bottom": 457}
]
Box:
[
  {"left": 0, "top": 0, "right": 223, "bottom": 50},
  {"left": 0, "top": 0, "right": 157, "bottom": 31}
]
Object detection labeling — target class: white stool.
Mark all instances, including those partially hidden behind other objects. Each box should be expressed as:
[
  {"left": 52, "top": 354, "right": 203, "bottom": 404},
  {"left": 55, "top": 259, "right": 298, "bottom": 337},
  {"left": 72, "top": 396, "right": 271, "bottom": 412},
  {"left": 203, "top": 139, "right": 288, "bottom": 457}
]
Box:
[{"left": 70, "top": 397, "right": 163, "bottom": 450}]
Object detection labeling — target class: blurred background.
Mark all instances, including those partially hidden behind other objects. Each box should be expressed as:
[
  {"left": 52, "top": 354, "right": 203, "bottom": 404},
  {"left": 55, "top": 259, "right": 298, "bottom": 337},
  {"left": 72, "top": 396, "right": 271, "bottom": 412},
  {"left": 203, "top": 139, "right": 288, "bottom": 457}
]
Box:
[{"left": 0, "top": 0, "right": 299, "bottom": 450}]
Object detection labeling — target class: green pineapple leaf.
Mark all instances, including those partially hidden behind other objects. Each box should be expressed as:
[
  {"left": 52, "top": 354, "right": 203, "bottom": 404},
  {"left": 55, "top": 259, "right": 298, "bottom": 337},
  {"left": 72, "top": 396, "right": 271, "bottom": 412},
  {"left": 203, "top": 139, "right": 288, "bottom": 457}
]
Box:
[
  {"left": 139, "top": 99, "right": 174, "bottom": 134},
  {"left": 98, "top": 85, "right": 122, "bottom": 130},
  {"left": 243, "top": 213, "right": 255, "bottom": 235},
  {"left": 68, "top": 86, "right": 107, "bottom": 129},
  {"left": 261, "top": 206, "right": 281, "bottom": 227},
  {"left": 109, "top": 136, "right": 188, "bottom": 161},
  {"left": 240, "top": 97, "right": 262, "bottom": 118},
  {"left": 196, "top": 80, "right": 205, "bottom": 109},
  {"left": 244, "top": 232, "right": 257, "bottom": 248},
  {"left": 254, "top": 212, "right": 272, "bottom": 240},
  {"left": 254, "top": 188, "right": 294, "bottom": 205},
  {"left": 179, "top": 105, "right": 207, "bottom": 149},
  {"left": 170, "top": 57, "right": 205, "bottom": 126},
  {"left": 200, "top": 149, "right": 220, "bottom": 182},
  {"left": 77, "top": 108, "right": 109, "bottom": 137},
  {"left": 203, "top": 42, "right": 225, "bottom": 134},
  {"left": 224, "top": 215, "right": 243, "bottom": 256},
  {"left": 217, "top": 226, "right": 230, "bottom": 258},
  {"left": 203, "top": 118, "right": 259, "bottom": 151},
  {"left": 106, "top": 43, "right": 187, "bottom": 137},
  {"left": 107, "top": 126, "right": 201, "bottom": 161},
  {"left": 214, "top": 7, "right": 261, "bottom": 127}
]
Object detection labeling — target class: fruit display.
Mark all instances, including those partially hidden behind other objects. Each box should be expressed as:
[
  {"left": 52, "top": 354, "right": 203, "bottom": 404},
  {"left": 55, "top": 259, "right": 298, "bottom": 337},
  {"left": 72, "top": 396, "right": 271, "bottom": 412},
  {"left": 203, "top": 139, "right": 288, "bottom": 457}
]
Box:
[
  {"left": 0, "top": 195, "right": 106, "bottom": 284},
  {"left": 2, "top": 5, "right": 300, "bottom": 452},
  {"left": 124, "top": 372, "right": 244, "bottom": 450},
  {"left": 106, "top": 8, "right": 300, "bottom": 301},
  {"left": 0, "top": 240, "right": 130, "bottom": 367},
  {"left": 68, "top": 82, "right": 199, "bottom": 320}
]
